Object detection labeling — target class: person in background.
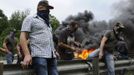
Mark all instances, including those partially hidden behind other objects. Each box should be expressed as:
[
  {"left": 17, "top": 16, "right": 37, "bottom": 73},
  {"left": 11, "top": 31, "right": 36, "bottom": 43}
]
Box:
[
  {"left": 20, "top": 0, "right": 58, "bottom": 75},
  {"left": 58, "top": 21, "right": 80, "bottom": 60},
  {"left": 115, "top": 37, "right": 128, "bottom": 59},
  {"left": 3, "top": 29, "right": 18, "bottom": 64}
]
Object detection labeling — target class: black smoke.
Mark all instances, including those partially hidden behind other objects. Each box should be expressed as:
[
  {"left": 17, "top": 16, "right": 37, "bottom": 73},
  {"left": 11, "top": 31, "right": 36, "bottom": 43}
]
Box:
[
  {"left": 55, "top": 10, "right": 109, "bottom": 49},
  {"left": 55, "top": 10, "right": 94, "bottom": 43},
  {"left": 55, "top": 0, "right": 134, "bottom": 55}
]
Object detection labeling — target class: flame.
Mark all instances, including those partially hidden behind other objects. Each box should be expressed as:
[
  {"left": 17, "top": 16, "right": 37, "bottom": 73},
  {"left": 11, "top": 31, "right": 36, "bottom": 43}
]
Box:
[{"left": 74, "top": 49, "right": 95, "bottom": 60}]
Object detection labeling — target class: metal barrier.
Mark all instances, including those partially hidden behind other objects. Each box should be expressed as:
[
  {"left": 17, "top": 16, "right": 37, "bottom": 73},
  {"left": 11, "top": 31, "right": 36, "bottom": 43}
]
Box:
[
  {"left": 99, "top": 59, "right": 134, "bottom": 75},
  {"left": 0, "top": 59, "right": 134, "bottom": 75}
]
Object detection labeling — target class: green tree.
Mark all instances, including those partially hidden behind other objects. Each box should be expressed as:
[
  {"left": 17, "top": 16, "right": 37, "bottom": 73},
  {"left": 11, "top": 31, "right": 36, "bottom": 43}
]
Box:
[
  {"left": 0, "top": 9, "right": 9, "bottom": 34},
  {"left": 50, "top": 15, "right": 60, "bottom": 32},
  {"left": 9, "top": 9, "right": 30, "bottom": 31},
  {"left": 0, "top": 9, "right": 9, "bottom": 47},
  {"left": 7, "top": 9, "right": 30, "bottom": 39}
]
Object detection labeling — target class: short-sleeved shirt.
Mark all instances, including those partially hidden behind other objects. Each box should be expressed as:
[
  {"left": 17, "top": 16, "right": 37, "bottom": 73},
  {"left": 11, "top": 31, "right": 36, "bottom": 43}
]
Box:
[
  {"left": 103, "top": 30, "right": 119, "bottom": 53},
  {"left": 21, "top": 14, "right": 56, "bottom": 58}
]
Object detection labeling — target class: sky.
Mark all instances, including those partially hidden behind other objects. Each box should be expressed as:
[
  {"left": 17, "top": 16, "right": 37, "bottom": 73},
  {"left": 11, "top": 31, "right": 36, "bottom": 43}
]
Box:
[{"left": 0, "top": 0, "right": 121, "bottom": 22}]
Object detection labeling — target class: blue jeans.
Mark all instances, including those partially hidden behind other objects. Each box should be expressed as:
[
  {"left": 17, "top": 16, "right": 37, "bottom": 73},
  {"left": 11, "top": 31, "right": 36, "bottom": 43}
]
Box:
[
  {"left": 32, "top": 57, "right": 59, "bottom": 75},
  {"left": 104, "top": 51, "right": 115, "bottom": 75},
  {"left": 6, "top": 52, "right": 14, "bottom": 64}
]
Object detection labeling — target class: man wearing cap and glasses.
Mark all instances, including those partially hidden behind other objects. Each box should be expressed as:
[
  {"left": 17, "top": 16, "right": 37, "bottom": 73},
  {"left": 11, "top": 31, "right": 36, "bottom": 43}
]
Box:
[{"left": 20, "top": 0, "right": 58, "bottom": 75}]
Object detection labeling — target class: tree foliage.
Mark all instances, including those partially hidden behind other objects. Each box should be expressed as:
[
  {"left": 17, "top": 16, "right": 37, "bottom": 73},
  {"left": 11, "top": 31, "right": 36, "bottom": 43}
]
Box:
[
  {"left": 50, "top": 15, "right": 60, "bottom": 32},
  {"left": 0, "top": 9, "right": 9, "bottom": 34},
  {"left": 0, "top": 9, "right": 9, "bottom": 47},
  {"left": 9, "top": 9, "right": 30, "bottom": 31}
]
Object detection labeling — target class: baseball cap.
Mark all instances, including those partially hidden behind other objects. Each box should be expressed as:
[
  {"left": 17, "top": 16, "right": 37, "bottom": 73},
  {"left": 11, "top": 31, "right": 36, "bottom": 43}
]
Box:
[{"left": 38, "top": 0, "right": 54, "bottom": 9}]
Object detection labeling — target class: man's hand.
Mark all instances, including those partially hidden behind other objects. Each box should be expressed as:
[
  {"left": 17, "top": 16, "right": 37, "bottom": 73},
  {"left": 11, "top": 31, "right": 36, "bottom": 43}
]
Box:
[
  {"left": 99, "top": 51, "right": 103, "bottom": 60},
  {"left": 71, "top": 46, "right": 81, "bottom": 51},
  {"left": 55, "top": 51, "right": 60, "bottom": 59},
  {"left": 21, "top": 54, "right": 32, "bottom": 69},
  {"left": 0, "top": 48, "right": 9, "bottom": 54}
]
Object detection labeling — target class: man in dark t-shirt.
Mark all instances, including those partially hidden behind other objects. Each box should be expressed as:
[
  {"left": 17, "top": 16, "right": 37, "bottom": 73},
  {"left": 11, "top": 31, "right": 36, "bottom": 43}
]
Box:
[
  {"left": 103, "top": 30, "right": 119, "bottom": 53},
  {"left": 58, "top": 21, "right": 79, "bottom": 60},
  {"left": 3, "top": 30, "right": 17, "bottom": 64},
  {"left": 99, "top": 22, "right": 125, "bottom": 75}
]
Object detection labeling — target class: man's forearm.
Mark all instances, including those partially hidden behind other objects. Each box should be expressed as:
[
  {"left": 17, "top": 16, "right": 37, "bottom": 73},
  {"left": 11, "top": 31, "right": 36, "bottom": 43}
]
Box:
[
  {"left": 3, "top": 43, "right": 7, "bottom": 49},
  {"left": 3, "top": 43, "right": 9, "bottom": 52},
  {"left": 99, "top": 37, "right": 107, "bottom": 52},
  {"left": 58, "top": 42, "right": 74, "bottom": 51},
  {"left": 20, "top": 32, "right": 30, "bottom": 56},
  {"left": 100, "top": 44, "right": 104, "bottom": 53}
]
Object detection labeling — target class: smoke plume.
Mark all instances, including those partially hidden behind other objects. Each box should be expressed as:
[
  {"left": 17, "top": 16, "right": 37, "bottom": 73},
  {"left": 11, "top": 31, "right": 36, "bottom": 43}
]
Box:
[
  {"left": 55, "top": 10, "right": 109, "bottom": 49},
  {"left": 55, "top": 0, "right": 134, "bottom": 54}
]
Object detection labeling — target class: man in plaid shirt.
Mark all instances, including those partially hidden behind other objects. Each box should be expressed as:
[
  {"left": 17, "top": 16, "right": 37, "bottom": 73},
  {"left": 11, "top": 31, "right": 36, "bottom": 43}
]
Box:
[{"left": 20, "top": 0, "right": 58, "bottom": 75}]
